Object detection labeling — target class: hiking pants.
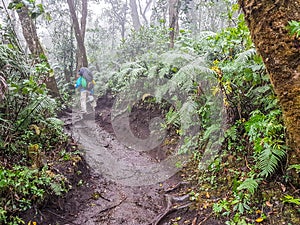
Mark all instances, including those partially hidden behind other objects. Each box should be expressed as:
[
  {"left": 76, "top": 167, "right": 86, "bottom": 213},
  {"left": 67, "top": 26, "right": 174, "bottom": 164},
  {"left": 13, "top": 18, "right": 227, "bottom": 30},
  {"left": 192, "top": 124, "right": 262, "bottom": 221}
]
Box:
[{"left": 80, "top": 90, "right": 89, "bottom": 113}]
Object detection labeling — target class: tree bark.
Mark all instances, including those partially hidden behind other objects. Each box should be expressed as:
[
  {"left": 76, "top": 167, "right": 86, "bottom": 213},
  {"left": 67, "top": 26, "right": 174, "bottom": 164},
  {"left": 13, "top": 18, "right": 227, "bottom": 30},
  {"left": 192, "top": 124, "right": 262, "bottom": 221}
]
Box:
[
  {"left": 16, "top": 1, "right": 60, "bottom": 98},
  {"left": 80, "top": 0, "right": 87, "bottom": 41},
  {"left": 108, "top": 0, "right": 128, "bottom": 40},
  {"left": 169, "top": 0, "right": 180, "bottom": 48},
  {"left": 238, "top": 0, "right": 300, "bottom": 177},
  {"left": 137, "top": 0, "right": 152, "bottom": 25},
  {"left": 67, "top": 0, "right": 88, "bottom": 68},
  {"left": 129, "top": 0, "right": 141, "bottom": 31}
]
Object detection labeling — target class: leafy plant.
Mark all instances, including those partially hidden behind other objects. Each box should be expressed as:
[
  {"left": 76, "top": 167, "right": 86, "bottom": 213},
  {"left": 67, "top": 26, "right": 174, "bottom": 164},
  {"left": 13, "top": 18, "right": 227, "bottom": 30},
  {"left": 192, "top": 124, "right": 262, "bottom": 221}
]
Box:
[
  {"left": 282, "top": 195, "right": 300, "bottom": 206},
  {"left": 288, "top": 164, "right": 300, "bottom": 173},
  {"left": 286, "top": 20, "right": 300, "bottom": 37},
  {"left": 213, "top": 199, "right": 230, "bottom": 215},
  {"left": 245, "top": 109, "right": 287, "bottom": 177},
  {"left": 237, "top": 177, "right": 262, "bottom": 195},
  {"left": 0, "top": 166, "right": 66, "bottom": 224}
]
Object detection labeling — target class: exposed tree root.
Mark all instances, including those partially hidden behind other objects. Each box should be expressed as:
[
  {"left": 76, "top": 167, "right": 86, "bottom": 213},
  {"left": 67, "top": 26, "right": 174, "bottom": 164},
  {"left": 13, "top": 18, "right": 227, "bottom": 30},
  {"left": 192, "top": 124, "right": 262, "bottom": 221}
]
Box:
[
  {"left": 164, "top": 181, "right": 190, "bottom": 193},
  {"left": 152, "top": 194, "right": 192, "bottom": 225},
  {"left": 97, "top": 196, "right": 127, "bottom": 215},
  {"left": 198, "top": 212, "right": 213, "bottom": 225},
  {"left": 46, "top": 209, "right": 79, "bottom": 225}
]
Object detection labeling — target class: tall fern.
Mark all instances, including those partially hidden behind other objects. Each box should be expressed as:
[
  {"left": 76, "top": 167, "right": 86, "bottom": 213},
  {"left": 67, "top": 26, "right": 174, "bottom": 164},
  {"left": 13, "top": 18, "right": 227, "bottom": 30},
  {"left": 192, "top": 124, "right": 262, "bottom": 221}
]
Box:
[
  {"left": 258, "top": 143, "right": 287, "bottom": 177},
  {"left": 245, "top": 109, "right": 287, "bottom": 177}
]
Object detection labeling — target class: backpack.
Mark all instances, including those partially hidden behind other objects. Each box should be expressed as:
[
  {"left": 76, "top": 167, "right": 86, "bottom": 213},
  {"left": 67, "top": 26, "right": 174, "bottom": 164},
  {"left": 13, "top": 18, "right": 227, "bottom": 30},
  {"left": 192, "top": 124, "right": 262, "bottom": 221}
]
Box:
[
  {"left": 79, "top": 67, "right": 95, "bottom": 90},
  {"left": 81, "top": 76, "right": 88, "bottom": 88}
]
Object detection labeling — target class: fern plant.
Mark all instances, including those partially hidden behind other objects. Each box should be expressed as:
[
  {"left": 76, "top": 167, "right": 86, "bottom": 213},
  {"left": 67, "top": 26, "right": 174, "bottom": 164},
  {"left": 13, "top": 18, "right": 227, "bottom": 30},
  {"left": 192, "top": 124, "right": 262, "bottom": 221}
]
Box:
[
  {"left": 108, "top": 44, "right": 225, "bottom": 160},
  {"left": 237, "top": 176, "right": 262, "bottom": 195},
  {"left": 245, "top": 109, "right": 287, "bottom": 177}
]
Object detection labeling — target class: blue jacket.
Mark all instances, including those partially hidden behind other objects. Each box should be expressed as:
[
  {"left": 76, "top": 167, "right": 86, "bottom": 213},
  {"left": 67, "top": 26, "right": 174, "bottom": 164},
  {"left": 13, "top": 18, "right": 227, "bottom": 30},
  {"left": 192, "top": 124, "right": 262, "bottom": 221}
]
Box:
[
  {"left": 75, "top": 76, "right": 94, "bottom": 95},
  {"left": 75, "top": 76, "right": 85, "bottom": 92}
]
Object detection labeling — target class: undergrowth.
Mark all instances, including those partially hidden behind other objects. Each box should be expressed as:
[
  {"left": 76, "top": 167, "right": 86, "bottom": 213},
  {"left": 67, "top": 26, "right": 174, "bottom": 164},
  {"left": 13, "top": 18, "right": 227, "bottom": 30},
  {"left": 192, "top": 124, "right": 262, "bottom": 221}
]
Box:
[
  {"left": 104, "top": 12, "right": 300, "bottom": 224},
  {"left": 0, "top": 42, "right": 80, "bottom": 224}
]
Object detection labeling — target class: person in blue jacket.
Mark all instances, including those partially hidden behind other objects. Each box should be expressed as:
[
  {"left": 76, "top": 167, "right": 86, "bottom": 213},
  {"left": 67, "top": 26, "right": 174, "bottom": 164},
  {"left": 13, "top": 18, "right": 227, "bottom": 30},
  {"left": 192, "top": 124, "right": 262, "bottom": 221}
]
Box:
[{"left": 75, "top": 67, "right": 95, "bottom": 113}]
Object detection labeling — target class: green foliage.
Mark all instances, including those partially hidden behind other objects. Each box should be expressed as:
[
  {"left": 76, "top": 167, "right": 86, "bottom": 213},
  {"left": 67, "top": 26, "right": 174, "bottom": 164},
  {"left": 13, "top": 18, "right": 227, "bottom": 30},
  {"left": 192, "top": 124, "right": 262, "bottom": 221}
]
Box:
[
  {"left": 206, "top": 14, "right": 253, "bottom": 60},
  {"left": 282, "top": 195, "right": 300, "bottom": 206},
  {"left": 0, "top": 166, "right": 66, "bottom": 224},
  {"left": 0, "top": 45, "right": 66, "bottom": 158},
  {"left": 204, "top": 14, "right": 287, "bottom": 180},
  {"left": 117, "top": 25, "right": 170, "bottom": 63},
  {"left": 286, "top": 20, "right": 300, "bottom": 37},
  {"left": 288, "top": 164, "right": 300, "bottom": 173},
  {"left": 108, "top": 44, "right": 224, "bottom": 157},
  {"left": 237, "top": 176, "right": 262, "bottom": 195},
  {"left": 93, "top": 8, "right": 292, "bottom": 223},
  {"left": 245, "top": 110, "right": 287, "bottom": 177},
  {"left": 225, "top": 213, "right": 254, "bottom": 225},
  {"left": 191, "top": 13, "right": 289, "bottom": 221},
  {"left": 213, "top": 199, "right": 230, "bottom": 215},
  {"left": 0, "top": 40, "right": 69, "bottom": 223}
]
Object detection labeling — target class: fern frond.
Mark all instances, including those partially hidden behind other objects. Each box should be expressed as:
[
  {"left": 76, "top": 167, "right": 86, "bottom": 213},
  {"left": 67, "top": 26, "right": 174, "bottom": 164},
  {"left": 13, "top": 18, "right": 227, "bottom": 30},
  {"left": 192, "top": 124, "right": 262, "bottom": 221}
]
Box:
[
  {"left": 196, "top": 31, "right": 217, "bottom": 41},
  {"left": 17, "top": 95, "right": 57, "bottom": 128},
  {"left": 179, "top": 100, "right": 198, "bottom": 132},
  {"left": 172, "top": 57, "right": 215, "bottom": 90},
  {"left": 159, "top": 51, "right": 196, "bottom": 67},
  {"left": 235, "top": 48, "right": 257, "bottom": 63},
  {"left": 237, "top": 177, "right": 262, "bottom": 195},
  {"left": 258, "top": 144, "right": 286, "bottom": 177}
]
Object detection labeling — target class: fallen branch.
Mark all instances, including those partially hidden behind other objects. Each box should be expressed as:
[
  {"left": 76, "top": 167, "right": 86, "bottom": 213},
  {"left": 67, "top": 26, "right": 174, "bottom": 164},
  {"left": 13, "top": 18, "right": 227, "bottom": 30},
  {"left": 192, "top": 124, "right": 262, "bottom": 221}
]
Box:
[
  {"left": 152, "top": 201, "right": 192, "bottom": 225},
  {"left": 46, "top": 209, "right": 79, "bottom": 225},
  {"left": 97, "top": 196, "right": 127, "bottom": 215},
  {"left": 164, "top": 181, "right": 189, "bottom": 193},
  {"left": 198, "top": 212, "right": 213, "bottom": 225}
]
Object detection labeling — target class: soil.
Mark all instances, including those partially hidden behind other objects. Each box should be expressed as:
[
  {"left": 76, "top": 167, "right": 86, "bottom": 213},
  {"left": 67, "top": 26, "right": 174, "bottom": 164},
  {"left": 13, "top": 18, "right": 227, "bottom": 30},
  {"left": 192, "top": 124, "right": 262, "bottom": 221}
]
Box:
[{"left": 21, "top": 92, "right": 224, "bottom": 225}]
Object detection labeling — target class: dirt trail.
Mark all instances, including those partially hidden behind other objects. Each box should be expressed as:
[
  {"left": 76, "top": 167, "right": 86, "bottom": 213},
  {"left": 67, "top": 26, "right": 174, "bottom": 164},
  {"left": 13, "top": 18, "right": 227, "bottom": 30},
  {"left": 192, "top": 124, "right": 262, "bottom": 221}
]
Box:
[{"left": 62, "top": 94, "right": 193, "bottom": 225}]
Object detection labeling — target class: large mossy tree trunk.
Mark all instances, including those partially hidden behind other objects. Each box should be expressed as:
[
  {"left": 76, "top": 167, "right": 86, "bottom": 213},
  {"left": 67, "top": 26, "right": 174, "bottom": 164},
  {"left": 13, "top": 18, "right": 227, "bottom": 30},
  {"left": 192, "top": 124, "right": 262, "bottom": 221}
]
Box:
[
  {"left": 238, "top": 0, "right": 300, "bottom": 180},
  {"left": 17, "top": 2, "right": 60, "bottom": 98}
]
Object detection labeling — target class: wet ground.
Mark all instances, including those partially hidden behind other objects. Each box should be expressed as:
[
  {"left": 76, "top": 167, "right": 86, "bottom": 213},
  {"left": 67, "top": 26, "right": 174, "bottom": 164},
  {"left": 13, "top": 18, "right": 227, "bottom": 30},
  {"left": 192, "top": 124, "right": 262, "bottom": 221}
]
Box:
[
  {"left": 65, "top": 94, "right": 196, "bottom": 225},
  {"left": 22, "top": 93, "right": 223, "bottom": 225}
]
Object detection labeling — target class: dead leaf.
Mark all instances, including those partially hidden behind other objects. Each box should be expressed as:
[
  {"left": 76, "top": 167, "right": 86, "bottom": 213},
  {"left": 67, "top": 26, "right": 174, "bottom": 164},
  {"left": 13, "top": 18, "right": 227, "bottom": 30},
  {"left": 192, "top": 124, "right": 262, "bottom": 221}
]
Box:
[
  {"left": 142, "top": 93, "right": 151, "bottom": 101},
  {"left": 203, "top": 201, "right": 210, "bottom": 209},
  {"left": 28, "top": 222, "right": 37, "bottom": 225},
  {"left": 255, "top": 217, "right": 264, "bottom": 223},
  {"left": 192, "top": 217, "right": 197, "bottom": 225},
  {"left": 206, "top": 192, "right": 210, "bottom": 198},
  {"left": 46, "top": 170, "right": 55, "bottom": 178},
  {"left": 280, "top": 183, "right": 286, "bottom": 192},
  {"left": 266, "top": 201, "right": 273, "bottom": 207}
]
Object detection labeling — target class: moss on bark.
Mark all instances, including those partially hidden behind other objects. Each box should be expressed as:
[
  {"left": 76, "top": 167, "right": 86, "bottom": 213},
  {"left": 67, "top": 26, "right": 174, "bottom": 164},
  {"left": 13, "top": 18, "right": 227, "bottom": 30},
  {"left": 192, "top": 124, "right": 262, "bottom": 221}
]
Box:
[{"left": 238, "top": 0, "right": 300, "bottom": 181}]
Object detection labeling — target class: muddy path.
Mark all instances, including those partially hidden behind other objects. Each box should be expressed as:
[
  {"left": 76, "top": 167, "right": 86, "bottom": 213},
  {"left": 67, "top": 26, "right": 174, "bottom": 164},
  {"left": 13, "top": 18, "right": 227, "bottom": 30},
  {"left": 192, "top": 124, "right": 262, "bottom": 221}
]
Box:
[{"left": 60, "top": 94, "right": 199, "bottom": 225}]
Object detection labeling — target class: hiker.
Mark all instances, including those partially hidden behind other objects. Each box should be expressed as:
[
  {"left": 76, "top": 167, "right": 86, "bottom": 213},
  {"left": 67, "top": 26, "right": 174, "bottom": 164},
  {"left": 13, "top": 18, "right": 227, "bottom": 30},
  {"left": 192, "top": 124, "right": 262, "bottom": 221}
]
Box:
[{"left": 75, "top": 67, "right": 96, "bottom": 113}]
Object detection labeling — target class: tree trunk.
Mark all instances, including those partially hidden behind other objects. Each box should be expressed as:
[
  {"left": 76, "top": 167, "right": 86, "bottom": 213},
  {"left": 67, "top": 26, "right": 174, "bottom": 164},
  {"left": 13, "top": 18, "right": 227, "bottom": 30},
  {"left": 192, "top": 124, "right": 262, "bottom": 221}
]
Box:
[
  {"left": 129, "top": 0, "right": 141, "bottom": 31},
  {"left": 169, "top": 0, "right": 180, "bottom": 48},
  {"left": 238, "top": 0, "right": 300, "bottom": 179},
  {"left": 67, "top": 0, "right": 88, "bottom": 68},
  {"left": 81, "top": 0, "right": 88, "bottom": 41},
  {"left": 107, "top": 0, "right": 128, "bottom": 40},
  {"left": 16, "top": 2, "right": 60, "bottom": 98},
  {"left": 137, "top": 0, "right": 152, "bottom": 25}
]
